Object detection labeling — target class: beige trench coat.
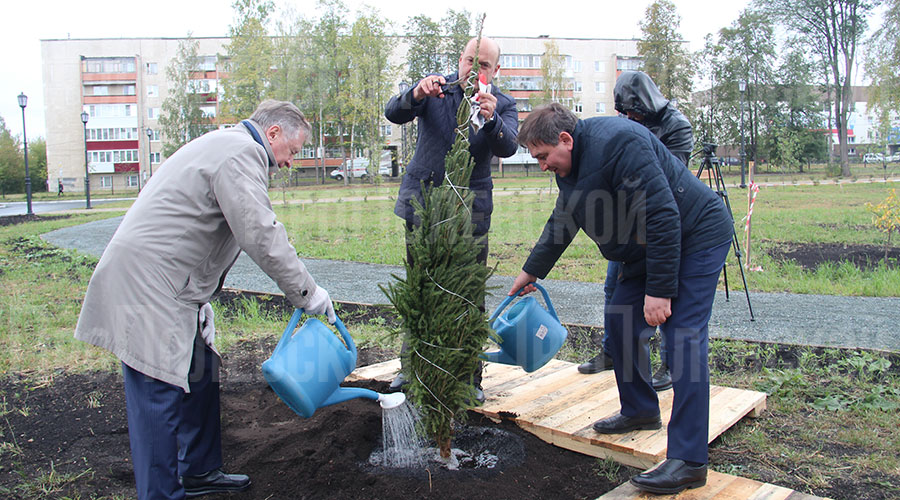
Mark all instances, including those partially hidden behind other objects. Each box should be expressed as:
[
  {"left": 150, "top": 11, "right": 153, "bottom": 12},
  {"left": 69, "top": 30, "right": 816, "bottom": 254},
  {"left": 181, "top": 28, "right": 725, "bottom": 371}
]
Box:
[{"left": 75, "top": 121, "right": 318, "bottom": 391}]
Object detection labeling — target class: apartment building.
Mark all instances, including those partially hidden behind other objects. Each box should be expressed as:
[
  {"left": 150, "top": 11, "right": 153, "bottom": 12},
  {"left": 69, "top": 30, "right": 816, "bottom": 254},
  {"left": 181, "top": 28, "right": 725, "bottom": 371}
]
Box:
[{"left": 40, "top": 36, "right": 640, "bottom": 192}]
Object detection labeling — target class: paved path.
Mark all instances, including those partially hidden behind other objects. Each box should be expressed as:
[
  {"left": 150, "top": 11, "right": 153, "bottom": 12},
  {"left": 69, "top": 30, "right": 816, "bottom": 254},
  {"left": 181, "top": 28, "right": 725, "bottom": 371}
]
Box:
[{"left": 42, "top": 216, "right": 900, "bottom": 352}]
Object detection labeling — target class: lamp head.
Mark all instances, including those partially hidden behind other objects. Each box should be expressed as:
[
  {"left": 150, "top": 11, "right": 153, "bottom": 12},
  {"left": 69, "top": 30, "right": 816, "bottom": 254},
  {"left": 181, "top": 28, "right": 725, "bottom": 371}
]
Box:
[
  {"left": 17, "top": 92, "right": 27, "bottom": 108},
  {"left": 738, "top": 80, "right": 746, "bottom": 92},
  {"left": 146, "top": 127, "right": 152, "bottom": 138},
  {"left": 80, "top": 111, "right": 89, "bottom": 124}
]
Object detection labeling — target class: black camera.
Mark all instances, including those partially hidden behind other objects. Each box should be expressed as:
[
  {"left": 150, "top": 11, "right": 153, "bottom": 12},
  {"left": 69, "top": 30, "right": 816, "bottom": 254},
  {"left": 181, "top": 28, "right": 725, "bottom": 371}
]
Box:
[{"left": 702, "top": 142, "right": 718, "bottom": 156}]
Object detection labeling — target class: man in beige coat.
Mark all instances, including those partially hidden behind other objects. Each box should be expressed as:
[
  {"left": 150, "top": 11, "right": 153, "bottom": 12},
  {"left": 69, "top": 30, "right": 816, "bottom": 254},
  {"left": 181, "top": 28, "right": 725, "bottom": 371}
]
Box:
[{"left": 75, "top": 100, "right": 334, "bottom": 500}]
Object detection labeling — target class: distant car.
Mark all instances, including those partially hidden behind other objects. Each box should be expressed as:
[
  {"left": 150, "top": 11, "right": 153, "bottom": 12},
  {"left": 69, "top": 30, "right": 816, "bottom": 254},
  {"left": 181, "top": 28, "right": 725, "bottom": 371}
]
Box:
[
  {"left": 890, "top": 153, "right": 900, "bottom": 163},
  {"left": 330, "top": 152, "right": 396, "bottom": 180},
  {"left": 863, "top": 153, "right": 884, "bottom": 164}
]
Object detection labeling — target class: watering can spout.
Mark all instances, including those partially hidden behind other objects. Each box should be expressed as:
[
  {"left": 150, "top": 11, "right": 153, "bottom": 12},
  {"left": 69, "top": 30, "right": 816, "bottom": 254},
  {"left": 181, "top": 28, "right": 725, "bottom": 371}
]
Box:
[
  {"left": 321, "top": 387, "right": 380, "bottom": 407},
  {"left": 481, "top": 349, "right": 517, "bottom": 366}
]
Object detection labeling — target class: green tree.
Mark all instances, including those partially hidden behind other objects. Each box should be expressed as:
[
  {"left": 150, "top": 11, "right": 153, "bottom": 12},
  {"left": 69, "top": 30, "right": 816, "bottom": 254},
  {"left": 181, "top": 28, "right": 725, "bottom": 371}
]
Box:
[
  {"left": 220, "top": 0, "right": 275, "bottom": 121},
  {"left": 530, "top": 40, "right": 568, "bottom": 108},
  {"left": 343, "top": 7, "right": 395, "bottom": 183},
  {"left": 28, "top": 137, "right": 47, "bottom": 193},
  {"left": 0, "top": 116, "right": 24, "bottom": 197},
  {"left": 383, "top": 31, "right": 492, "bottom": 461},
  {"left": 865, "top": 0, "right": 900, "bottom": 150},
  {"left": 404, "top": 15, "right": 443, "bottom": 84},
  {"left": 637, "top": 0, "right": 694, "bottom": 104},
  {"left": 159, "top": 36, "right": 212, "bottom": 157},
  {"left": 713, "top": 9, "right": 778, "bottom": 167},
  {"left": 762, "top": 0, "right": 875, "bottom": 176},
  {"left": 441, "top": 9, "right": 472, "bottom": 69}
]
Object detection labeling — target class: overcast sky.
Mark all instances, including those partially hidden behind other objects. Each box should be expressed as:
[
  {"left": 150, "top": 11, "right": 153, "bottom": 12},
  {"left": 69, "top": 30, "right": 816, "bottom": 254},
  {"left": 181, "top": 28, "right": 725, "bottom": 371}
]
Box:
[{"left": 2, "top": 0, "right": 764, "bottom": 139}]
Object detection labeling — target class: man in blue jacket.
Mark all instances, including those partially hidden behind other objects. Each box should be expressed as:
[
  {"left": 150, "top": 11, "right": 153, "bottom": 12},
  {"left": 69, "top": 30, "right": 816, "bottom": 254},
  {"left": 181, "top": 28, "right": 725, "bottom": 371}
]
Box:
[
  {"left": 508, "top": 103, "right": 731, "bottom": 494},
  {"left": 579, "top": 71, "right": 694, "bottom": 392},
  {"left": 384, "top": 37, "right": 519, "bottom": 400}
]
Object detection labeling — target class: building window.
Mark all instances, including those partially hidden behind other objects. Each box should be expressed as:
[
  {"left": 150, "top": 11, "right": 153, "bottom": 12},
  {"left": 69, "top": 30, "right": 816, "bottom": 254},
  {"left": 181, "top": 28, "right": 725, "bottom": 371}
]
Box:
[
  {"left": 380, "top": 124, "right": 392, "bottom": 136},
  {"left": 595, "top": 82, "right": 605, "bottom": 94},
  {"left": 302, "top": 146, "right": 316, "bottom": 159},
  {"left": 148, "top": 107, "right": 160, "bottom": 119},
  {"left": 574, "top": 103, "right": 583, "bottom": 113},
  {"left": 573, "top": 81, "right": 583, "bottom": 92},
  {"left": 146, "top": 62, "right": 158, "bottom": 75},
  {"left": 126, "top": 175, "right": 139, "bottom": 187},
  {"left": 124, "top": 85, "right": 136, "bottom": 96},
  {"left": 151, "top": 129, "right": 161, "bottom": 141},
  {"left": 151, "top": 152, "right": 161, "bottom": 164},
  {"left": 573, "top": 60, "right": 582, "bottom": 72},
  {"left": 200, "top": 105, "right": 216, "bottom": 118},
  {"left": 99, "top": 175, "right": 113, "bottom": 188},
  {"left": 147, "top": 85, "right": 158, "bottom": 97},
  {"left": 92, "top": 86, "right": 109, "bottom": 96},
  {"left": 196, "top": 56, "right": 217, "bottom": 71},
  {"left": 595, "top": 102, "right": 606, "bottom": 114},
  {"left": 594, "top": 61, "right": 604, "bottom": 72}
]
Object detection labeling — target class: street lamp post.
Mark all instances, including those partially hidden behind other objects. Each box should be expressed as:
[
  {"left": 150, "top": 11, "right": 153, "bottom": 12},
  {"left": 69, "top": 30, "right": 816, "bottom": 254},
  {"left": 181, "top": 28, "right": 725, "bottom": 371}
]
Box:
[
  {"left": 739, "top": 79, "right": 747, "bottom": 189},
  {"left": 398, "top": 82, "right": 410, "bottom": 176},
  {"left": 17, "top": 93, "right": 33, "bottom": 215},
  {"left": 146, "top": 128, "right": 154, "bottom": 178},
  {"left": 81, "top": 111, "right": 91, "bottom": 209}
]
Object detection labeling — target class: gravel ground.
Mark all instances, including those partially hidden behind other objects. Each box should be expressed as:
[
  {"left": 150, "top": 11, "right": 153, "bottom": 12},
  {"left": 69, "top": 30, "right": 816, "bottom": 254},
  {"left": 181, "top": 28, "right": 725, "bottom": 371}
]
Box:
[{"left": 43, "top": 216, "right": 900, "bottom": 352}]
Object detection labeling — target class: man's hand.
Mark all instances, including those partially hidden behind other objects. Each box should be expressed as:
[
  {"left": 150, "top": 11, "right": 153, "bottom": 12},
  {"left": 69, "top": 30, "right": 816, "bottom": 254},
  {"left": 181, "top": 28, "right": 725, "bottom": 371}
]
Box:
[
  {"left": 305, "top": 286, "right": 337, "bottom": 324},
  {"left": 413, "top": 75, "right": 447, "bottom": 101},
  {"left": 476, "top": 90, "right": 497, "bottom": 121},
  {"left": 509, "top": 271, "right": 538, "bottom": 296},
  {"left": 644, "top": 295, "right": 671, "bottom": 326},
  {"left": 199, "top": 303, "right": 215, "bottom": 347}
]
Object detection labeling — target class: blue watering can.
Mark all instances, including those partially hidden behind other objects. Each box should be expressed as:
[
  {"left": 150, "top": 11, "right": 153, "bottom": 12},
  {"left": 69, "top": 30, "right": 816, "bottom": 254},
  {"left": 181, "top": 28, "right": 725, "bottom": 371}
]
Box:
[
  {"left": 484, "top": 282, "right": 568, "bottom": 373},
  {"left": 261, "top": 309, "right": 405, "bottom": 418}
]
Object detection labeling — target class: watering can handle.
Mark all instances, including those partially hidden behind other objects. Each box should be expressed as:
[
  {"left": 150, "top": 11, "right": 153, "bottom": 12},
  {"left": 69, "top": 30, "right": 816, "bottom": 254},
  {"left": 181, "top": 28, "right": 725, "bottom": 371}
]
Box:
[
  {"left": 272, "top": 309, "right": 355, "bottom": 357},
  {"left": 488, "top": 282, "right": 560, "bottom": 323}
]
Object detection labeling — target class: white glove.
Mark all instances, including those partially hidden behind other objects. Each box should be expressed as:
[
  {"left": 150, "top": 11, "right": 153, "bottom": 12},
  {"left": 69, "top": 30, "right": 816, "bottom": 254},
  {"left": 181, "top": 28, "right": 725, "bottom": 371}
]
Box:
[
  {"left": 304, "top": 286, "right": 336, "bottom": 324},
  {"left": 199, "top": 302, "right": 215, "bottom": 347}
]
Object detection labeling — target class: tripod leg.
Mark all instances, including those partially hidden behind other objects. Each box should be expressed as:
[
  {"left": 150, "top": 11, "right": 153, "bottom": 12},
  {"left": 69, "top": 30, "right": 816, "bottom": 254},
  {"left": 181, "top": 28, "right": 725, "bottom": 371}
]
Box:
[{"left": 713, "top": 161, "right": 755, "bottom": 321}]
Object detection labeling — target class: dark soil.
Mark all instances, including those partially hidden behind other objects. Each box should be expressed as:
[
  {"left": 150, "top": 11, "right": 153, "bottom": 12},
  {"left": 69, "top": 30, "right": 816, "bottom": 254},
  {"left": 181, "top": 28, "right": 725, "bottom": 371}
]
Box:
[
  {"left": 0, "top": 307, "right": 631, "bottom": 499},
  {"left": 766, "top": 241, "right": 900, "bottom": 270}
]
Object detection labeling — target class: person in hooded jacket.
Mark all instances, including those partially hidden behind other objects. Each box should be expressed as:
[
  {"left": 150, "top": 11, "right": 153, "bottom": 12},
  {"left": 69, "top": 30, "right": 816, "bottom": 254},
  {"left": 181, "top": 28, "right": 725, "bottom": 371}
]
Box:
[{"left": 577, "top": 71, "right": 693, "bottom": 393}]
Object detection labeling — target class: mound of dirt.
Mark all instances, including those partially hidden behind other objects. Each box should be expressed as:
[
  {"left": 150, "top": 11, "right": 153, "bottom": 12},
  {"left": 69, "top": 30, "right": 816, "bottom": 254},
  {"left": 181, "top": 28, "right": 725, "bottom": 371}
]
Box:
[{"left": 0, "top": 338, "right": 632, "bottom": 499}]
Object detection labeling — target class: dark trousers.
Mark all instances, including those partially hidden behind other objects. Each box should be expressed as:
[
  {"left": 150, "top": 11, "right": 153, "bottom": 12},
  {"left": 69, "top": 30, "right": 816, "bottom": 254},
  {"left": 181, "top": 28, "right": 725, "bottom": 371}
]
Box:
[
  {"left": 604, "top": 240, "right": 730, "bottom": 464},
  {"left": 122, "top": 334, "right": 223, "bottom": 500},
  {"left": 603, "top": 261, "right": 667, "bottom": 365}
]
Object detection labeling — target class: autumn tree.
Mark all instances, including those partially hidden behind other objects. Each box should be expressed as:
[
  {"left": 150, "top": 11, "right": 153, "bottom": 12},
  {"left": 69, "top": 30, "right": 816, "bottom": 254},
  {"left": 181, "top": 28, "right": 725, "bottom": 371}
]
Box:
[
  {"left": 159, "top": 36, "right": 212, "bottom": 157},
  {"left": 762, "top": 0, "right": 875, "bottom": 176},
  {"left": 0, "top": 116, "right": 24, "bottom": 197},
  {"left": 865, "top": 0, "right": 900, "bottom": 150},
  {"left": 220, "top": 0, "right": 275, "bottom": 121},
  {"left": 637, "top": 0, "right": 693, "bottom": 105},
  {"left": 530, "top": 40, "right": 568, "bottom": 109}
]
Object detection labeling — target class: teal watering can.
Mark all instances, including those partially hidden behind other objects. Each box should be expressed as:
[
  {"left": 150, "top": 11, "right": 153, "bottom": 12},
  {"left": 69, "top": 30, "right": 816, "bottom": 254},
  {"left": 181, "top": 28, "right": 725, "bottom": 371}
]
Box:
[
  {"left": 484, "top": 282, "right": 568, "bottom": 373},
  {"left": 261, "top": 309, "right": 405, "bottom": 418}
]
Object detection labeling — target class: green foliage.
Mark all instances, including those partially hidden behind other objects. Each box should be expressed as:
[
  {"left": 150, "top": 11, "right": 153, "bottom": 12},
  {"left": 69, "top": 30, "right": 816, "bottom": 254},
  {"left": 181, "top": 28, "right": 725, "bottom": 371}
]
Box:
[
  {"left": 637, "top": 0, "right": 693, "bottom": 105},
  {"left": 529, "top": 41, "right": 568, "bottom": 109},
  {"left": 866, "top": 189, "right": 900, "bottom": 261},
  {"left": 220, "top": 0, "right": 275, "bottom": 121},
  {"left": 159, "top": 36, "right": 215, "bottom": 157},
  {"left": 0, "top": 115, "right": 24, "bottom": 197},
  {"left": 404, "top": 15, "right": 443, "bottom": 84},
  {"left": 865, "top": 0, "right": 900, "bottom": 139},
  {"left": 382, "top": 33, "right": 493, "bottom": 458},
  {"left": 27, "top": 138, "right": 47, "bottom": 193}
]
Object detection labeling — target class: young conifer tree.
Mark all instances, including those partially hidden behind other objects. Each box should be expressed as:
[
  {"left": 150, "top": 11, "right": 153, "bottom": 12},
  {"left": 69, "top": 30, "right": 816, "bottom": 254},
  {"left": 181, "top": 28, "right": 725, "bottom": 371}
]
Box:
[{"left": 383, "top": 27, "right": 495, "bottom": 460}]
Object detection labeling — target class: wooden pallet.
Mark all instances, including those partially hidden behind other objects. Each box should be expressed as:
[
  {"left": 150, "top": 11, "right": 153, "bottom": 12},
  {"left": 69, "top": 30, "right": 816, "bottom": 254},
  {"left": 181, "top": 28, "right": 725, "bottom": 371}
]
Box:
[
  {"left": 348, "top": 358, "right": 767, "bottom": 469},
  {"left": 597, "top": 470, "right": 831, "bottom": 500}
]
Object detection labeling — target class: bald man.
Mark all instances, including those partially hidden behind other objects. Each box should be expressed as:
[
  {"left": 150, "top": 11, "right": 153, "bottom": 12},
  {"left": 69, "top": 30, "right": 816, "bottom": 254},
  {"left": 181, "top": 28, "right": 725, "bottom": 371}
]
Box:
[{"left": 385, "top": 37, "right": 519, "bottom": 401}]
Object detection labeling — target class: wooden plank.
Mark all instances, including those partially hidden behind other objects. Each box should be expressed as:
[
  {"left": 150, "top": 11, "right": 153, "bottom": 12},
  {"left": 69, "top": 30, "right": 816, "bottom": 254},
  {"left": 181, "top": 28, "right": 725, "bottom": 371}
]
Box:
[
  {"left": 479, "top": 363, "right": 586, "bottom": 415},
  {"left": 525, "top": 422, "right": 659, "bottom": 470},
  {"left": 596, "top": 472, "right": 830, "bottom": 500},
  {"left": 347, "top": 358, "right": 400, "bottom": 382},
  {"left": 504, "top": 371, "right": 620, "bottom": 422}
]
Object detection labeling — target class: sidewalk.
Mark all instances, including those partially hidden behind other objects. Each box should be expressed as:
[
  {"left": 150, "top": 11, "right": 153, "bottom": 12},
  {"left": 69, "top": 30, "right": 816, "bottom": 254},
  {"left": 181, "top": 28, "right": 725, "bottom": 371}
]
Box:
[{"left": 42, "top": 216, "right": 900, "bottom": 352}]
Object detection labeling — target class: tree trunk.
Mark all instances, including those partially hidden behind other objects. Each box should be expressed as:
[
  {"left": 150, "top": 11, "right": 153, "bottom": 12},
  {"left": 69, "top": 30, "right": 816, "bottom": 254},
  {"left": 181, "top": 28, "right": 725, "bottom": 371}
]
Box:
[{"left": 439, "top": 438, "right": 451, "bottom": 459}]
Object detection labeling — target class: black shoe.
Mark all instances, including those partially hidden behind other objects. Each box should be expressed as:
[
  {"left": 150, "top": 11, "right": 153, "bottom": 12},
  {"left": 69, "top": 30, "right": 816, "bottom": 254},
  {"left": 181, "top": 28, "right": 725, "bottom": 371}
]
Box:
[
  {"left": 182, "top": 469, "right": 250, "bottom": 497},
  {"left": 577, "top": 351, "right": 614, "bottom": 374},
  {"left": 473, "top": 386, "right": 486, "bottom": 404},
  {"left": 630, "top": 459, "right": 707, "bottom": 494},
  {"left": 592, "top": 412, "right": 661, "bottom": 434},
  {"left": 389, "top": 372, "right": 408, "bottom": 392},
  {"left": 651, "top": 365, "right": 673, "bottom": 392}
]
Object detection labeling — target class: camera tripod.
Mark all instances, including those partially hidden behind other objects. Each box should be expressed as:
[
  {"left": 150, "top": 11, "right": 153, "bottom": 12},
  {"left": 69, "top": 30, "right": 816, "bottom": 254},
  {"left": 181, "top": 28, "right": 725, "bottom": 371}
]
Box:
[{"left": 695, "top": 144, "right": 755, "bottom": 321}]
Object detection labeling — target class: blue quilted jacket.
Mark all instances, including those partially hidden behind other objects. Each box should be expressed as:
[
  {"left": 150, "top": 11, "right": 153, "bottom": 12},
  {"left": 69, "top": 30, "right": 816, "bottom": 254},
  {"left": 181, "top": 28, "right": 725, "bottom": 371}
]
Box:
[{"left": 385, "top": 72, "right": 518, "bottom": 235}]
